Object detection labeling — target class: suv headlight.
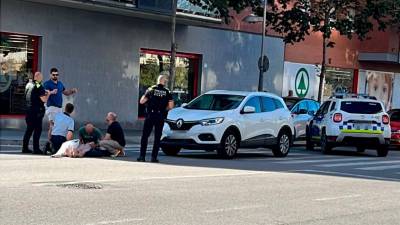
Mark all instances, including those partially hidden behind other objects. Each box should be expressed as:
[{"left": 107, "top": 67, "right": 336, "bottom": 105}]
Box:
[{"left": 200, "top": 117, "right": 224, "bottom": 126}]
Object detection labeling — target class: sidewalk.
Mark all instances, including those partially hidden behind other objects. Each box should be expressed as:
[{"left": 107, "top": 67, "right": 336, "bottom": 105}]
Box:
[{"left": 0, "top": 128, "right": 151, "bottom": 146}]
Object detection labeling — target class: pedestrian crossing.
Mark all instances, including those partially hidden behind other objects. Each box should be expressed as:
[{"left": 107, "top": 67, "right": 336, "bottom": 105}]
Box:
[
  {"left": 318, "top": 160, "right": 400, "bottom": 168},
  {"left": 272, "top": 153, "right": 400, "bottom": 176},
  {"left": 2, "top": 144, "right": 400, "bottom": 176}
]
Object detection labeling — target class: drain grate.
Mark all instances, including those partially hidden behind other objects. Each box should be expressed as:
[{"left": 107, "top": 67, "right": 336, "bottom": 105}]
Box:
[{"left": 56, "top": 182, "right": 103, "bottom": 190}]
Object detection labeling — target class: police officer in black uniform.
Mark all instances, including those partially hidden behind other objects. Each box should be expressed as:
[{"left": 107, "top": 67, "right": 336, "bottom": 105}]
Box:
[
  {"left": 138, "top": 72, "right": 174, "bottom": 162},
  {"left": 22, "top": 72, "right": 53, "bottom": 154}
]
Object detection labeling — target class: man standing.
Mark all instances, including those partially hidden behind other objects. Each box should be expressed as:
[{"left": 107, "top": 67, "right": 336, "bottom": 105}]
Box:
[
  {"left": 43, "top": 68, "right": 77, "bottom": 144},
  {"left": 138, "top": 72, "right": 174, "bottom": 163},
  {"left": 48, "top": 103, "right": 75, "bottom": 153},
  {"left": 22, "top": 72, "right": 54, "bottom": 154}
]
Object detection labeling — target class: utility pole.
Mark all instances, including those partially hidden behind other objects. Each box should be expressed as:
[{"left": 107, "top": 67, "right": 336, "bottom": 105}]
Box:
[
  {"left": 169, "top": 0, "right": 177, "bottom": 91},
  {"left": 258, "top": 0, "right": 267, "bottom": 92}
]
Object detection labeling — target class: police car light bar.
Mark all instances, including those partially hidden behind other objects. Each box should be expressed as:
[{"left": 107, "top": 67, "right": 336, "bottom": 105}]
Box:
[{"left": 329, "top": 93, "right": 377, "bottom": 100}]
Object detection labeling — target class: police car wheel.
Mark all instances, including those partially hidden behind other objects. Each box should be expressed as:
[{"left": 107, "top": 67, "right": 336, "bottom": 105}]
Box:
[
  {"left": 356, "top": 146, "right": 366, "bottom": 153},
  {"left": 306, "top": 127, "right": 314, "bottom": 151},
  {"left": 217, "top": 131, "right": 239, "bottom": 159},
  {"left": 376, "top": 145, "right": 389, "bottom": 157},
  {"left": 320, "top": 131, "right": 332, "bottom": 154},
  {"left": 272, "top": 131, "right": 291, "bottom": 157},
  {"left": 161, "top": 147, "right": 181, "bottom": 156}
]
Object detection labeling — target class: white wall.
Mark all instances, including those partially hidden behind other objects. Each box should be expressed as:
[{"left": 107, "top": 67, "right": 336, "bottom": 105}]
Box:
[{"left": 282, "top": 62, "right": 320, "bottom": 100}]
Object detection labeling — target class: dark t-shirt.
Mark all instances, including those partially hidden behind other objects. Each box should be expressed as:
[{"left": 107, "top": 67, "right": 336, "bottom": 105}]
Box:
[
  {"left": 144, "top": 84, "right": 173, "bottom": 114},
  {"left": 107, "top": 121, "right": 126, "bottom": 147},
  {"left": 78, "top": 127, "right": 102, "bottom": 144},
  {"left": 29, "top": 81, "right": 46, "bottom": 114}
]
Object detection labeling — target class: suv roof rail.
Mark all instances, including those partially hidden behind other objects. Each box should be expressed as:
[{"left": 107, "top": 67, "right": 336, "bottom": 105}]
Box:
[{"left": 329, "top": 93, "right": 377, "bottom": 100}]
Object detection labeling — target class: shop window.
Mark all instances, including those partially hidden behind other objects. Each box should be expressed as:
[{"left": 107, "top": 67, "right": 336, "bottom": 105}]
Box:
[
  {"left": 0, "top": 32, "right": 39, "bottom": 115},
  {"left": 138, "top": 49, "right": 200, "bottom": 118},
  {"left": 323, "top": 67, "right": 354, "bottom": 101}
]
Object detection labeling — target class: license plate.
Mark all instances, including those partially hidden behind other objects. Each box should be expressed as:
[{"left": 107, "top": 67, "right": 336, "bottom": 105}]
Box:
[{"left": 355, "top": 123, "right": 370, "bottom": 130}]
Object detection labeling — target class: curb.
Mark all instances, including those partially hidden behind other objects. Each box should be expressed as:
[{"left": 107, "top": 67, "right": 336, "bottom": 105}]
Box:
[{"left": 0, "top": 138, "right": 153, "bottom": 146}]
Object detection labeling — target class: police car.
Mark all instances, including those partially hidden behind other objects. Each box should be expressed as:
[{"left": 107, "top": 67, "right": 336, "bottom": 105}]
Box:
[
  {"left": 306, "top": 94, "right": 391, "bottom": 157},
  {"left": 160, "top": 90, "right": 295, "bottom": 159}
]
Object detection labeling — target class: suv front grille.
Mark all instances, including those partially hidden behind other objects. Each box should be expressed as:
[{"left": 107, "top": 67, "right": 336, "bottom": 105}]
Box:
[{"left": 166, "top": 120, "right": 200, "bottom": 130}]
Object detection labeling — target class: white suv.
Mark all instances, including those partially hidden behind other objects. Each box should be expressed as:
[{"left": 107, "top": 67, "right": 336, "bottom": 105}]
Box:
[
  {"left": 307, "top": 94, "right": 391, "bottom": 157},
  {"left": 160, "top": 90, "right": 295, "bottom": 159}
]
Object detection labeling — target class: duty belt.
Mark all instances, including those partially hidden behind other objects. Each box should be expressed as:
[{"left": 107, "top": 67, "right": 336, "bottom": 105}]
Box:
[{"left": 149, "top": 109, "right": 162, "bottom": 113}]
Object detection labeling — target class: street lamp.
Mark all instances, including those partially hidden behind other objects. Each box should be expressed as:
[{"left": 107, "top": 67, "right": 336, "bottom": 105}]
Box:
[{"left": 243, "top": 0, "right": 269, "bottom": 92}]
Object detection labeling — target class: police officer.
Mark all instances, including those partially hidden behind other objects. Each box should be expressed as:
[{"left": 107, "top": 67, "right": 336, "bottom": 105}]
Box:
[
  {"left": 22, "top": 72, "right": 55, "bottom": 154},
  {"left": 138, "top": 71, "right": 174, "bottom": 162}
]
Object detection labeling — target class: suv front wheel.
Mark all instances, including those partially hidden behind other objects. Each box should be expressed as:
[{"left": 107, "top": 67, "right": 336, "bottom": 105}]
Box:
[
  {"left": 320, "top": 130, "right": 333, "bottom": 154},
  {"left": 217, "top": 130, "right": 239, "bottom": 159},
  {"left": 272, "top": 131, "right": 291, "bottom": 157},
  {"left": 161, "top": 147, "right": 181, "bottom": 156}
]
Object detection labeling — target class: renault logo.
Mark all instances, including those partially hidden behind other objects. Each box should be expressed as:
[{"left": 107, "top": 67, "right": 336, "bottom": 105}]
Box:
[{"left": 176, "top": 119, "right": 184, "bottom": 129}]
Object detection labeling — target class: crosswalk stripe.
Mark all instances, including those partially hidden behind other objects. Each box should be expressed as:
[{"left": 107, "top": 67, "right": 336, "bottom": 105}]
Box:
[
  {"left": 357, "top": 164, "right": 400, "bottom": 171},
  {"left": 276, "top": 157, "right": 375, "bottom": 164},
  {"left": 319, "top": 160, "right": 400, "bottom": 167}
]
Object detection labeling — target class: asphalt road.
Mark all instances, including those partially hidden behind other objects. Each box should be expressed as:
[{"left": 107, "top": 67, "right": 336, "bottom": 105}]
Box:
[{"left": 1, "top": 144, "right": 400, "bottom": 225}]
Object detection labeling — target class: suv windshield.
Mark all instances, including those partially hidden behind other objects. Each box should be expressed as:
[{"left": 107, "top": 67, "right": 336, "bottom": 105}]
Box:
[
  {"left": 184, "top": 94, "right": 245, "bottom": 111},
  {"left": 340, "top": 101, "right": 383, "bottom": 114}
]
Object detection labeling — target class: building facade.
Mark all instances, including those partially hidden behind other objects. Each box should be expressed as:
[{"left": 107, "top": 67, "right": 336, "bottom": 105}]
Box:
[
  {"left": 283, "top": 28, "right": 400, "bottom": 110},
  {"left": 0, "top": 0, "right": 285, "bottom": 129}
]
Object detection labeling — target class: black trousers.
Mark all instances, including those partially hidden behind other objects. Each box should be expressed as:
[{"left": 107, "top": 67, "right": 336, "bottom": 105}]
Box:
[
  {"left": 84, "top": 148, "right": 111, "bottom": 157},
  {"left": 23, "top": 112, "right": 44, "bottom": 151},
  {"left": 140, "top": 112, "right": 164, "bottom": 159},
  {"left": 50, "top": 135, "right": 66, "bottom": 154}
]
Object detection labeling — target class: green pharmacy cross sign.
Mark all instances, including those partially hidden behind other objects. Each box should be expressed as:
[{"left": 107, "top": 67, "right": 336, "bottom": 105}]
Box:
[{"left": 295, "top": 68, "right": 310, "bottom": 98}]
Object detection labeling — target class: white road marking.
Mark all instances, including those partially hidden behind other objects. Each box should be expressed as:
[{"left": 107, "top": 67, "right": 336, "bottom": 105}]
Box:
[
  {"left": 276, "top": 157, "right": 374, "bottom": 164},
  {"left": 314, "top": 194, "right": 361, "bottom": 201},
  {"left": 204, "top": 205, "right": 265, "bottom": 213},
  {"left": 319, "top": 160, "right": 400, "bottom": 167},
  {"left": 84, "top": 218, "right": 145, "bottom": 225},
  {"left": 294, "top": 169, "right": 400, "bottom": 182},
  {"left": 357, "top": 164, "right": 400, "bottom": 171}
]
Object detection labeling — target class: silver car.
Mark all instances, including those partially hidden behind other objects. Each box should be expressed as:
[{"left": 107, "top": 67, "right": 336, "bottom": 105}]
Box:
[{"left": 283, "top": 97, "right": 320, "bottom": 140}]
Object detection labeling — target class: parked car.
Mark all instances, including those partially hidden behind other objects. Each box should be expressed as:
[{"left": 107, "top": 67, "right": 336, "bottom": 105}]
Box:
[
  {"left": 283, "top": 97, "right": 320, "bottom": 140},
  {"left": 388, "top": 109, "right": 400, "bottom": 148},
  {"left": 160, "top": 90, "right": 295, "bottom": 159},
  {"left": 306, "top": 94, "right": 391, "bottom": 157}
]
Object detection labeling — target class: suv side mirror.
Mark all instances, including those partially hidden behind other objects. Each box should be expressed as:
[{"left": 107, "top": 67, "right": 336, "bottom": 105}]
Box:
[
  {"left": 181, "top": 103, "right": 188, "bottom": 107},
  {"left": 242, "top": 106, "right": 256, "bottom": 114}
]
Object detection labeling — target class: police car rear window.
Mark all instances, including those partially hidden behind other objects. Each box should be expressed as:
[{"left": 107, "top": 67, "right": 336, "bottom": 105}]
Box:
[{"left": 340, "top": 101, "right": 382, "bottom": 114}]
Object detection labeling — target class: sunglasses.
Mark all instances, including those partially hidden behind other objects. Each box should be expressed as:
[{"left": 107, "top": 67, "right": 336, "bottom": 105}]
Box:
[{"left": 52, "top": 73, "right": 59, "bottom": 76}]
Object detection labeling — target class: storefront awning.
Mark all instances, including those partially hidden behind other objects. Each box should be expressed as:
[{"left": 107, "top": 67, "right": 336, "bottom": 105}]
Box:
[{"left": 358, "top": 52, "right": 400, "bottom": 64}]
